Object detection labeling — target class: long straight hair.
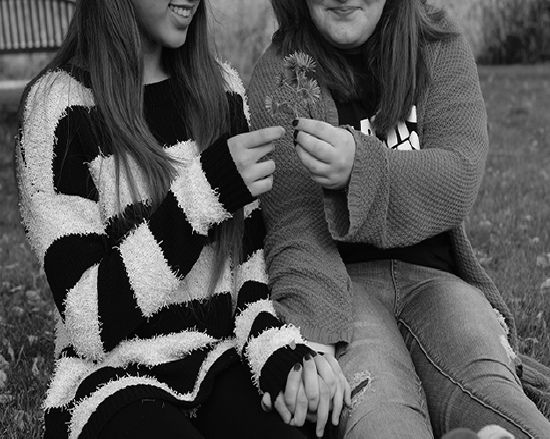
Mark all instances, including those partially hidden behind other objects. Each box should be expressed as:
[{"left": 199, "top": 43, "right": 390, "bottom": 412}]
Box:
[
  {"left": 270, "top": 0, "right": 458, "bottom": 135},
  {"left": 19, "top": 0, "right": 243, "bottom": 291}
]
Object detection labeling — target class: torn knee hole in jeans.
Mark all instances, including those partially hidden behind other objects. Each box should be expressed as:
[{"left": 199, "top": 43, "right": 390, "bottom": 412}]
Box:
[{"left": 349, "top": 371, "right": 372, "bottom": 410}]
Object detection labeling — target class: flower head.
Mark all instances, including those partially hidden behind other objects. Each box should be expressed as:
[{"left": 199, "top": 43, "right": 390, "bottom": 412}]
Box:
[
  {"left": 265, "top": 51, "right": 321, "bottom": 119},
  {"left": 283, "top": 52, "right": 317, "bottom": 77}
]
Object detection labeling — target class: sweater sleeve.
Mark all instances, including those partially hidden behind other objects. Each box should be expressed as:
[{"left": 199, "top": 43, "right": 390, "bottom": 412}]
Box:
[
  {"left": 247, "top": 46, "right": 353, "bottom": 344},
  {"left": 17, "top": 71, "right": 253, "bottom": 361},
  {"left": 233, "top": 202, "right": 313, "bottom": 399},
  {"left": 323, "top": 32, "right": 488, "bottom": 248}
]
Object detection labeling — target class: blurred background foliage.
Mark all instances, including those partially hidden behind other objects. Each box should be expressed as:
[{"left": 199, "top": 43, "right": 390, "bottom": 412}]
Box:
[{"left": 0, "top": 0, "right": 548, "bottom": 87}]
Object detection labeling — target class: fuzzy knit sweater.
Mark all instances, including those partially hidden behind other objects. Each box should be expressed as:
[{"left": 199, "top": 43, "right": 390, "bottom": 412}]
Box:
[
  {"left": 17, "top": 63, "right": 312, "bottom": 438},
  {"left": 248, "top": 19, "right": 519, "bottom": 354}
]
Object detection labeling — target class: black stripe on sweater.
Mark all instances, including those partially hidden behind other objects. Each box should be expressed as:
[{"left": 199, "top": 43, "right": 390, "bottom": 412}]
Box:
[
  {"left": 131, "top": 292, "right": 235, "bottom": 340},
  {"left": 147, "top": 190, "right": 208, "bottom": 279},
  {"left": 97, "top": 252, "right": 145, "bottom": 352},
  {"left": 44, "top": 233, "right": 107, "bottom": 317},
  {"left": 241, "top": 208, "right": 266, "bottom": 261},
  {"left": 235, "top": 281, "right": 269, "bottom": 313}
]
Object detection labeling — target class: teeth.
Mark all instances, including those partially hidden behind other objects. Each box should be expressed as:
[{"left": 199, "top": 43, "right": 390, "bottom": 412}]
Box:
[{"left": 169, "top": 5, "right": 191, "bottom": 17}]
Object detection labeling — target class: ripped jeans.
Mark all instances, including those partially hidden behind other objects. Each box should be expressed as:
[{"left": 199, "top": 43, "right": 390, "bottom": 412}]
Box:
[{"left": 335, "top": 261, "right": 550, "bottom": 439}]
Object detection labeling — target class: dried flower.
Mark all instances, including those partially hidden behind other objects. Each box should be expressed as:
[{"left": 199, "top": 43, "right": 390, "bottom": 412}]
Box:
[{"left": 265, "top": 51, "right": 321, "bottom": 119}]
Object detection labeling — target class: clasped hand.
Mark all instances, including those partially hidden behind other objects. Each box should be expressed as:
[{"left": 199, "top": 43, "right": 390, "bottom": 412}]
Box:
[
  {"left": 261, "top": 352, "right": 351, "bottom": 438},
  {"left": 293, "top": 119, "right": 356, "bottom": 190}
]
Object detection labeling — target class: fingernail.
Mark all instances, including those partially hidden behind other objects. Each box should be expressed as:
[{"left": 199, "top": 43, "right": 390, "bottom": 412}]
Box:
[
  {"left": 304, "top": 354, "right": 312, "bottom": 361},
  {"left": 294, "top": 363, "right": 302, "bottom": 371},
  {"left": 318, "top": 351, "right": 325, "bottom": 356},
  {"left": 292, "top": 119, "right": 298, "bottom": 127},
  {"left": 311, "top": 351, "right": 318, "bottom": 357},
  {"left": 293, "top": 130, "right": 298, "bottom": 140}
]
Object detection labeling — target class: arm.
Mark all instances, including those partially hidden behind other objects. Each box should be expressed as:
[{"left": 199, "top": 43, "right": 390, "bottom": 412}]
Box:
[
  {"left": 247, "top": 46, "right": 353, "bottom": 345},
  {"left": 323, "top": 32, "right": 488, "bottom": 248},
  {"left": 17, "top": 71, "right": 253, "bottom": 361},
  {"left": 233, "top": 203, "right": 312, "bottom": 400}
]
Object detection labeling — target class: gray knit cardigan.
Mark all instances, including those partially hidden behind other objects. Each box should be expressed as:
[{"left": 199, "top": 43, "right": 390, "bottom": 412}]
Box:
[{"left": 247, "top": 20, "right": 519, "bottom": 357}]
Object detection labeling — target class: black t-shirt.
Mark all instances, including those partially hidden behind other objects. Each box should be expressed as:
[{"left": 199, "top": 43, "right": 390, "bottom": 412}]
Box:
[{"left": 333, "top": 51, "right": 457, "bottom": 274}]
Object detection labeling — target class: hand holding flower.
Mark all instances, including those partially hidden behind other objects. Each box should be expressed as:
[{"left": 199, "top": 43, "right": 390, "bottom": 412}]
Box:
[{"left": 293, "top": 118, "right": 356, "bottom": 191}]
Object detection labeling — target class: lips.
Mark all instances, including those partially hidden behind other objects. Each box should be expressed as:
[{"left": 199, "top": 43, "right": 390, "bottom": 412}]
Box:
[
  {"left": 329, "top": 6, "right": 361, "bottom": 13},
  {"left": 169, "top": 4, "right": 192, "bottom": 18}
]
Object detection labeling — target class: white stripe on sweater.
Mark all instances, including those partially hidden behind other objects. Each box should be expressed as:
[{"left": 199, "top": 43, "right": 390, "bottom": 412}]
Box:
[
  {"left": 245, "top": 326, "right": 305, "bottom": 389},
  {"left": 118, "top": 222, "right": 180, "bottom": 317},
  {"left": 169, "top": 141, "right": 231, "bottom": 235},
  {"left": 44, "top": 330, "right": 217, "bottom": 410},
  {"left": 234, "top": 299, "right": 276, "bottom": 354},
  {"left": 219, "top": 60, "right": 251, "bottom": 125},
  {"left": 63, "top": 265, "right": 105, "bottom": 361}
]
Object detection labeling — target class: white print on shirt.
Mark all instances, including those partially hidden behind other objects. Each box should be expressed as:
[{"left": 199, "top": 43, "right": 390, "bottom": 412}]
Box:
[{"left": 360, "top": 106, "right": 420, "bottom": 150}]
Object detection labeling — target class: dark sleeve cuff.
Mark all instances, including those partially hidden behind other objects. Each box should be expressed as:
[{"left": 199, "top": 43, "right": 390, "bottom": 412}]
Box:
[
  {"left": 200, "top": 134, "right": 255, "bottom": 213},
  {"left": 258, "top": 344, "right": 314, "bottom": 403}
]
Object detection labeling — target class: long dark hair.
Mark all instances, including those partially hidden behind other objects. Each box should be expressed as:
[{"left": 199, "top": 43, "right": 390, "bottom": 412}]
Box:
[
  {"left": 270, "top": 0, "right": 458, "bottom": 134},
  {"left": 19, "top": 0, "right": 243, "bottom": 290}
]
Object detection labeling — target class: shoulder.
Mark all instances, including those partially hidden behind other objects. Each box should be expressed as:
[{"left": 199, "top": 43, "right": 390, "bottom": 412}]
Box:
[
  {"left": 217, "top": 60, "right": 251, "bottom": 126},
  {"left": 218, "top": 60, "right": 246, "bottom": 96},
  {"left": 248, "top": 44, "right": 283, "bottom": 97},
  {"left": 251, "top": 44, "right": 283, "bottom": 78},
  {"left": 22, "top": 68, "right": 95, "bottom": 131},
  {"left": 424, "top": 17, "right": 476, "bottom": 73}
]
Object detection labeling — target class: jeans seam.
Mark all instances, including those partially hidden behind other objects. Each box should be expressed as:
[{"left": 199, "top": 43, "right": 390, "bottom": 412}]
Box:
[
  {"left": 389, "top": 259, "right": 399, "bottom": 316},
  {"left": 398, "top": 319, "right": 536, "bottom": 438}
]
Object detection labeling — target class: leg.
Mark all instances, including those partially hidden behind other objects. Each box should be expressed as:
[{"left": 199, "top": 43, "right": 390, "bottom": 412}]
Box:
[
  {"left": 395, "top": 262, "right": 550, "bottom": 438},
  {"left": 99, "top": 399, "right": 204, "bottom": 439},
  {"left": 192, "top": 362, "right": 308, "bottom": 439},
  {"left": 337, "top": 262, "right": 433, "bottom": 439}
]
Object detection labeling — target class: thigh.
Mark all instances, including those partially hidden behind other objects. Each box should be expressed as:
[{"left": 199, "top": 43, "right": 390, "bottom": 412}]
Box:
[
  {"left": 336, "top": 262, "right": 433, "bottom": 439},
  {"left": 99, "top": 399, "right": 203, "bottom": 439},
  {"left": 193, "top": 362, "right": 308, "bottom": 439},
  {"left": 396, "top": 265, "right": 550, "bottom": 438}
]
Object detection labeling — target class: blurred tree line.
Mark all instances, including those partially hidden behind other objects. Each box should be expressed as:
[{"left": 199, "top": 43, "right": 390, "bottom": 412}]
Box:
[{"left": 478, "top": 0, "right": 550, "bottom": 64}]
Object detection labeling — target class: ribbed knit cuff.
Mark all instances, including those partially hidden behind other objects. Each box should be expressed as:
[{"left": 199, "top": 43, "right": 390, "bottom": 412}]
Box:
[
  {"left": 258, "top": 344, "right": 313, "bottom": 403},
  {"left": 200, "top": 134, "right": 255, "bottom": 213}
]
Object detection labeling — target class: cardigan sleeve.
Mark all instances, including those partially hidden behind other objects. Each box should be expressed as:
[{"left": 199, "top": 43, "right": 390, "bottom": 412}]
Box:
[
  {"left": 233, "top": 202, "right": 313, "bottom": 399},
  {"left": 16, "top": 71, "right": 253, "bottom": 361},
  {"left": 247, "top": 46, "right": 353, "bottom": 344},
  {"left": 323, "top": 32, "right": 488, "bottom": 248}
]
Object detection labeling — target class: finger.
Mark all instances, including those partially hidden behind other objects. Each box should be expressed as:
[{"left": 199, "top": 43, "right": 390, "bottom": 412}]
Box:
[
  {"left": 324, "top": 355, "right": 352, "bottom": 407},
  {"left": 296, "top": 131, "right": 334, "bottom": 163},
  {"left": 295, "top": 119, "right": 337, "bottom": 145},
  {"left": 241, "top": 160, "right": 276, "bottom": 184},
  {"left": 295, "top": 145, "right": 330, "bottom": 178},
  {"left": 316, "top": 377, "right": 330, "bottom": 438},
  {"left": 273, "top": 392, "right": 293, "bottom": 424},
  {"left": 292, "top": 381, "right": 308, "bottom": 427},
  {"left": 284, "top": 363, "right": 303, "bottom": 414},
  {"left": 313, "top": 355, "right": 337, "bottom": 398},
  {"left": 331, "top": 377, "right": 344, "bottom": 426},
  {"left": 303, "top": 353, "right": 320, "bottom": 412},
  {"left": 261, "top": 393, "right": 272, "bottom": 412},
  {"left": 247, "top": 174, "right": 273, "bottom": 197},
  {"left": 236, "top": 126, "right": 285, "bottom": 149}
]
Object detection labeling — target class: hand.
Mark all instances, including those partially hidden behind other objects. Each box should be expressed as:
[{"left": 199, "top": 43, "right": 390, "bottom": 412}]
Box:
[
  {"left": 261, "top": 352, "right": 351, "bottom": 437},
  {"left": 293, "top": 119, "right": 356, "bottom": 190},
  {"left": 227, "top": 126, "right": 285, "bottom": 197}
]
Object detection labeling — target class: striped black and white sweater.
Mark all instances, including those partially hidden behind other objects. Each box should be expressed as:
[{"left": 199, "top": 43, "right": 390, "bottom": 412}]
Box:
[{"left": 17, "top": 63, "right": 311, "bottom": 438}]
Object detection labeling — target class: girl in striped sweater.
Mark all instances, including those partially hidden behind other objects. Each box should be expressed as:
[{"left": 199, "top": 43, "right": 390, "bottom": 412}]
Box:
[{"left": 16, "top": 0, "right": 348, "bottom": 437}]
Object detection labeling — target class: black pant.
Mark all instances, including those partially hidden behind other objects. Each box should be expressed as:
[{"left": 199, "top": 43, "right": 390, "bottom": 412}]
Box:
[{"left": 99, "top": 362, "right": 310, "bottom": 439}]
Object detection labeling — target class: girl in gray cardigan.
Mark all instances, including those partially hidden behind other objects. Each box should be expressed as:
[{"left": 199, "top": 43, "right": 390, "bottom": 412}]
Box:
[{"left": 248, "top": 0, "right": 550, "bottom": 437}]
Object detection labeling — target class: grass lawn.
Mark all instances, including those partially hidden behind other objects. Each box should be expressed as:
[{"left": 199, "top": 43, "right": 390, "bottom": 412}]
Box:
[{"left": 0, "top": 64, "right": 549, "bottom": 437}]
